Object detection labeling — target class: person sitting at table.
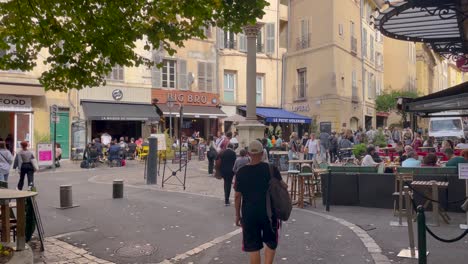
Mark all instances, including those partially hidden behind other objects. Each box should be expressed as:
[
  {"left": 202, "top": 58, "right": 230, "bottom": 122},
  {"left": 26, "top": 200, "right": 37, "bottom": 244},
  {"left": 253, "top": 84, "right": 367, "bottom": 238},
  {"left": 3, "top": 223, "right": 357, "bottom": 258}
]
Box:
[
  {"left": 456, "top": 138, "right": 468, "bottom": 149},
  {"left": 361, "top": 146, "right": 380, "bottom": 167},
  {"left": 411, "top": 132, "right": 423, "bottom": 152},
  {"left": 127, "top": 138, "right": 137, "bottom": 160},
  {"left": 401, "top": 151, "right": 421, "bottom": 167},
  {"left": 108, "top": 141, "right": 122, "bottom": 163},
  {"left": 446, "top": 149, "right": 468, "bottom": 168},
  {"left": 400, "top": 145, "right": 413, "bottom": 163},
  {"left": 423, "top": 136, "right": 436, "bottom": 148},
  {"left": 441, "top": 140, "right": 454, "bottom": 153},
  {"left": 368, "top": 144, "right": 383, "bottom": 163},
  {"left": 421, "top": 153, "right": 439, "bottom": 167}
]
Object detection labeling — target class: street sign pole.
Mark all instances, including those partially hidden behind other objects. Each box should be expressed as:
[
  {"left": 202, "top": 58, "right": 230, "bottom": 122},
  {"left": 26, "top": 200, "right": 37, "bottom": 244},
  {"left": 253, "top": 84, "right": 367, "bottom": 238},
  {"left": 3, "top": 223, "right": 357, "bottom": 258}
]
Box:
[{"left": 51, "top": 105, "right": 58, "bottom": 170}]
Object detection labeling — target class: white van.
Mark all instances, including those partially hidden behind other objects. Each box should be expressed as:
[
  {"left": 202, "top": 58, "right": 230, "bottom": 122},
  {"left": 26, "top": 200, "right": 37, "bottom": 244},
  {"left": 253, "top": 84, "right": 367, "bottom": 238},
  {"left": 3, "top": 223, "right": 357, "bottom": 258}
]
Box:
[{"left": 428, "top": 112, "right": 465, "bottom": 140}]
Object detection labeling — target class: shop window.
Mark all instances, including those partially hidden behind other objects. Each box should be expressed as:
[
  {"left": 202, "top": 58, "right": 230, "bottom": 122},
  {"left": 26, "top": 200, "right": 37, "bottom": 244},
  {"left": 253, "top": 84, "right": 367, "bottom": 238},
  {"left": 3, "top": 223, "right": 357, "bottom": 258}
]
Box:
[
  {"left": 256, "top": 75, "right": 264, "bottom": 105},
  {"left": 106, "top": 65, "right": 124, "bottom": 81},
  {"left": 198, "top": 62, "right": 214, "bottom": 92},
  {"left": 223, "top": 72, "right": 236, "bottom": 103}
]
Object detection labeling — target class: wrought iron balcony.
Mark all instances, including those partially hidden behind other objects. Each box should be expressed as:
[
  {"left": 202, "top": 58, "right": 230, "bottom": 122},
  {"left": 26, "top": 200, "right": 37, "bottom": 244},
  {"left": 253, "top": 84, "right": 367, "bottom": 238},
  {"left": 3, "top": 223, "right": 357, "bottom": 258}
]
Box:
[{"left": 296, "top": 34, "right": 310, "bottom": 50}]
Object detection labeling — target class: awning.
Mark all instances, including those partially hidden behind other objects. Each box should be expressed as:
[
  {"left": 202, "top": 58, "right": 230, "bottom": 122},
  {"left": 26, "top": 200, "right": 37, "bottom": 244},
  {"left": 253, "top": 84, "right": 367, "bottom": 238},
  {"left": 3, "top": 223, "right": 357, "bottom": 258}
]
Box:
[
  {"left": 373, "top": 0, "right": 468, "bottom": 57},
  {"left": 0, "top": 82, "right": 45, "bottom": 96},
  {"left": 405, "top": 81, "right": 468, "bottom": 116},
  {"left": 156, "top": 104, "right": 226, "bottom": 119},
  {"left": 238, "top": 106, "right": 312, "bottom": 124},
  {"left": 81, "top": 101, "right": 160, "bottom": 121},
  {"left": 223, "top": 114, "right": 246, "bottom": 122}
]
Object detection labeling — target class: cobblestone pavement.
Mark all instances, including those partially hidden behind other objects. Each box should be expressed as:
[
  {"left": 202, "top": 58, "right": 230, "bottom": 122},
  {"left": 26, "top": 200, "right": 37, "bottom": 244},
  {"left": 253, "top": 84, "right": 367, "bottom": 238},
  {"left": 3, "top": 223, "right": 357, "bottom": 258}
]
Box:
[{"left": 32, "top": 237, "right": 114, "bottom": 264}]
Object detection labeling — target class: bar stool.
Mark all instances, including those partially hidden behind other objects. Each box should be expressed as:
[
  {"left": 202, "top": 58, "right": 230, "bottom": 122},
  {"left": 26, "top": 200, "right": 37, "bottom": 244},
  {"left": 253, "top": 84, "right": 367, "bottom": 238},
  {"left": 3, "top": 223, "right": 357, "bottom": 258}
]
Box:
[
  {"left": 287, "top": 170, "right": 300, "bottom": 201},
  {"left": 298, "top": 172, "right": 315, "bottom": 208}
]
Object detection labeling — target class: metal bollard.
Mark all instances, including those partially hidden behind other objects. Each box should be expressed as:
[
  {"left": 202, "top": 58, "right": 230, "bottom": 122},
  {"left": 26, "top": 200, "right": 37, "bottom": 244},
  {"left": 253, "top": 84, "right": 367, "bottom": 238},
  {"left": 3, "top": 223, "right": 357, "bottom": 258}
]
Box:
[
  {"left": 417, "top": 206, "right": 427, "bottom": 264},
  {"left": 113, "top": 180, "right": 124, "bottom": 199},
  {"left": 60, "top": 185, "right": 73, "bottom": 208}
]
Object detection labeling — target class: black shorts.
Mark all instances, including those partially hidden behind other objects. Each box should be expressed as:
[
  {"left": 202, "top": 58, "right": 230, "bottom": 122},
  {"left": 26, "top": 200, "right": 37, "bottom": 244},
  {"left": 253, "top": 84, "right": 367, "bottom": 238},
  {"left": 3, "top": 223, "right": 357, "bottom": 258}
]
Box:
[{"left": 242, "top": 217, "right": 279, "bottom": 252}]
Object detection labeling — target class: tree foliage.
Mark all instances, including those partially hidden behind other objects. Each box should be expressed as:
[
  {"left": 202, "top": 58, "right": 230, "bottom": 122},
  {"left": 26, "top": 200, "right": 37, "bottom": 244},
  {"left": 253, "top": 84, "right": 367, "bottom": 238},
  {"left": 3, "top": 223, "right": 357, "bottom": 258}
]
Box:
[
  {"left": 0, "top": 0, "right": 268, "bottom": 91},
  {"left": 375, "top": 90, "right": 419, "bottom": 112}
]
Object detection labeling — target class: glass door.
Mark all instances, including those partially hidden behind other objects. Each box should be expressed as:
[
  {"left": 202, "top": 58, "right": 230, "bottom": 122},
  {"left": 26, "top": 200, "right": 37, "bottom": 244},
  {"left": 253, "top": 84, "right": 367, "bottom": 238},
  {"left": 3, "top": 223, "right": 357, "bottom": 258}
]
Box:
[{"left": 14, "top": 113, "right": 33, "bottom": 152}]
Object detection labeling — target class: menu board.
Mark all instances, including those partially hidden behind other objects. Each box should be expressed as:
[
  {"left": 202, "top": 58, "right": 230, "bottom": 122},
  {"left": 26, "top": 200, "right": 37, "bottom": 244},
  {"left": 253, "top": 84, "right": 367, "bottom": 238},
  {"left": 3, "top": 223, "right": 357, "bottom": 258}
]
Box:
[
  {"left": 37, "top": 143, "right": 53, "bottom": 167},
  {"left": 150, "top": 134, "right": 167, "bottom": 151},
  {"left": 198, "top": 143, "right": 206, "bottom": 161}
]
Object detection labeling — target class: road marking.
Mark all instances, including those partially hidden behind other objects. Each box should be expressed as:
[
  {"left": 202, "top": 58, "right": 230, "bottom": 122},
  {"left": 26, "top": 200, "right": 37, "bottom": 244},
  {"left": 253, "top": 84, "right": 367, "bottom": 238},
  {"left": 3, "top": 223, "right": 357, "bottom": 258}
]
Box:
[
  {"left": 297, "top": 209, "right": 391, "bottom": 264},
  {"left": 157, "top": 228, "right": 242, "bottom": 264}
]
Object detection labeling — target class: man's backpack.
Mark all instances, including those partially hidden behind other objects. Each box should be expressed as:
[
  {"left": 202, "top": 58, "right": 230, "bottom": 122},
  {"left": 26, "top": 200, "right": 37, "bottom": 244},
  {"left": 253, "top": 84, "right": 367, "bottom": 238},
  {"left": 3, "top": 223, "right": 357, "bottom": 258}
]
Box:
[
  {"left": 266, "top": 164, "right": 292, "bottom": 222},
  {"left": 80, "top": 160, "right": 89, "bottom": 169}
]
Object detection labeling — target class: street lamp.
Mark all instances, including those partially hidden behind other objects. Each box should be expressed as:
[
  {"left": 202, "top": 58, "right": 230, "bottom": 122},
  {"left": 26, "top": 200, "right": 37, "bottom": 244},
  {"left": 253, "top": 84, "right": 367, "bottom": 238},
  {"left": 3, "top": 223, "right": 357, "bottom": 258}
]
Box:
[{"left": 167, "top": 97, "right": 176, "bottom": 139}]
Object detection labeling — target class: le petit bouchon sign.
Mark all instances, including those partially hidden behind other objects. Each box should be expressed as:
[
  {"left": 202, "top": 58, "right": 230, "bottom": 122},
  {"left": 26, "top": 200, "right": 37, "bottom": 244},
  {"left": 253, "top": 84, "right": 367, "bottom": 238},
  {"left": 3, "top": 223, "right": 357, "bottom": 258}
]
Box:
[{"left": 151, "top": 90, "right": 219, "bottom": 107}]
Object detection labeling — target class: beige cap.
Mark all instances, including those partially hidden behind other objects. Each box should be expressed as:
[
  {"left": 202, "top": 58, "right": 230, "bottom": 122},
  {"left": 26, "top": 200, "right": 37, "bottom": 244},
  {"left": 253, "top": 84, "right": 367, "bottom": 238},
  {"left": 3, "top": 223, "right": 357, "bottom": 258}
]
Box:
[{"left": 248, "top": 140, "right": 264, "bottom": 154}]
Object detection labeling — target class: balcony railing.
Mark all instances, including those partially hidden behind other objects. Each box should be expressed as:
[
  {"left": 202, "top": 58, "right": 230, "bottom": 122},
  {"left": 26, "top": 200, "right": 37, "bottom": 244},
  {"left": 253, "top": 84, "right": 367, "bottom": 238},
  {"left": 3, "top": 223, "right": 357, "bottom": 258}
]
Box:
[
  {"left": 294, "top": 84, "right": 308, "bottom": 100},
  {"left": 257, "top": 43, "right": 264, "bottom": 53},
  {"left": 296, "top": 34, "right": 310, "bottom": 50},
  {"left": 351, "top": 37, "right": 358, "bottom": 54},
  {"left": 224, "top": 40, "right": 237, "bottom": 49}
]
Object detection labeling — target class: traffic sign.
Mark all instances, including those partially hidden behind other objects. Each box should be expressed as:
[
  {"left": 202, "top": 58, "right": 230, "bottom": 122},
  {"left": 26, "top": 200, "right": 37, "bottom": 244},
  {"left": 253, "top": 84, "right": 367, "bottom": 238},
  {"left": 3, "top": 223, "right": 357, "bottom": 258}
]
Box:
[{"left": 51, "top": 104, "right": 58, "bottom": 113}]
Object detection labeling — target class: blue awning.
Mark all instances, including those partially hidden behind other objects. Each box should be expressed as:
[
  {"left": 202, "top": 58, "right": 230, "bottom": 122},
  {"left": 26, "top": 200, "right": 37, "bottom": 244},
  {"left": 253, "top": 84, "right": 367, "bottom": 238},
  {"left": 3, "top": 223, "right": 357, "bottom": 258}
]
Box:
[{"left": 238, "top": 106, "right": 312, "bottom": 124}]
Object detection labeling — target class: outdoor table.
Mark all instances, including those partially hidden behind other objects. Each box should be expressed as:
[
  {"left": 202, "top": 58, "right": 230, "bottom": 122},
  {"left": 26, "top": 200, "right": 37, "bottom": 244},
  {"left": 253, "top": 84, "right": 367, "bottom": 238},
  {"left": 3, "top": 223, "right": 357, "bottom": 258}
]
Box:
[
  {"left": 380, "top": 147, "right": 395, "bottom": 154},
  {"left": 0, "top": 189, "right": 37, "bottom": 250},
  {"left": 419, "top": 146, "right": 436, "bottom": 152},
  {"left": 411, "top": 180, "right": 449, "bottom": 226}
]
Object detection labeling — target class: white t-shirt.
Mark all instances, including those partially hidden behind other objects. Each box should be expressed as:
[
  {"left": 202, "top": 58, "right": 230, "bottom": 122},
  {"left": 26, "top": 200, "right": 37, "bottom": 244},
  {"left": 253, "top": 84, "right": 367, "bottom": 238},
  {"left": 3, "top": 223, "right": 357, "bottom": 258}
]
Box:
[
  {"left": 230, "top": 137, "right": 239, "bottom": 144},
  {"left": 456, "top": 143, "right": 468, "bottom": 149},
  {"left": 361, "top": 154, "right": 379, "bottom": 166},
  {"left": 307, "top": 139, "right": 319, "bottom": 154}
]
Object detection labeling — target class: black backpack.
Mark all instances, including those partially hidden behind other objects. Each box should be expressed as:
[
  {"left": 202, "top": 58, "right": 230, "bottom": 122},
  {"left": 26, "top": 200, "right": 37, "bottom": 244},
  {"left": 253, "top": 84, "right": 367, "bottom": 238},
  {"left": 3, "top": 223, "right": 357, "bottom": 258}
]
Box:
[
  {"left": 80, "top": 160, "right": 89, "bottom": 169},
  {"left": 266, "top": 163, "right": 292, "bottom": 222}
]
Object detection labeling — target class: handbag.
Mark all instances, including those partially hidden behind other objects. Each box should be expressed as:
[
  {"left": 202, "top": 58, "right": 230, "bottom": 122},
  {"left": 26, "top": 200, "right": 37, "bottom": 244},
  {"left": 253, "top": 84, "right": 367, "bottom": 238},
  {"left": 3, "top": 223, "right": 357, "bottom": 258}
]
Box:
[
  {"left": 291, "top": 152, "right": 299, "bottom": 160},
  {"left": 31, "top": 158, "right": 39, "bottom": 172}
]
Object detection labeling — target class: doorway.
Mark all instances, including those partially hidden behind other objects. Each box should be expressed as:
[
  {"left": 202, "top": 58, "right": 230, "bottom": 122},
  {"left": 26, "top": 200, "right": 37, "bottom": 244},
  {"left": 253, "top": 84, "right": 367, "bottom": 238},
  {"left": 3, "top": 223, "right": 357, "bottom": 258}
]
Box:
[
  {"left": 350, "top": 117, "right": 359, "bottom": 131},
  {"left": 50, "top": 110, "right": 70, "bottom": 159},
  {"left": 365, "top": 116, "right": 373, "bottom": 130}
]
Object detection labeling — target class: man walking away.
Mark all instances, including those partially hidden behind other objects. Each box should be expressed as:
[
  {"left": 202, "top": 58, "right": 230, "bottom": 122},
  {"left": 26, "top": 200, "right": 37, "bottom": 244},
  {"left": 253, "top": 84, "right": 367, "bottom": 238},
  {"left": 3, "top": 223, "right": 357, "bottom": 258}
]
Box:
[
  {"left": 218, "top": 143, "right": 237, "bottom": 205},
  {"left": 329, "top": 132, "right": 338, "bottom": 163},
  {"left": 235, "top": 140, "right": 283, "bottom": 264},
  {"left": 319, "top": 131, "right": 330, "bottom": 162}
]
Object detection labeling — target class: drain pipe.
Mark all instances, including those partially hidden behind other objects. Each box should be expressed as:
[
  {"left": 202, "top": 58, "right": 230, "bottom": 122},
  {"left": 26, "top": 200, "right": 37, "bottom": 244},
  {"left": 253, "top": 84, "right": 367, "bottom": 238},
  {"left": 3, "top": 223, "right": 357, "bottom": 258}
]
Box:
[{"left": 360, "top": 0, "right": 366, "bottom": 129}]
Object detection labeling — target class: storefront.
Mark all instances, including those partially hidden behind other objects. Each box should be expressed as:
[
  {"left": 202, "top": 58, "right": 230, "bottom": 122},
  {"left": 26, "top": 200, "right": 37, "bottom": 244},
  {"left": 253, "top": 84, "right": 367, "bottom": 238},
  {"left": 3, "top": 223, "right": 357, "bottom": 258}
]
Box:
[
  {"left": 237, "top": 106, "right": 312, "bottom": 140},
  {"left": 81, "top": 100, "right": 160, "bottom": 143},
  {"left": 152, "top": 90, "right": 226, "bottom": 139},
  {"left": 0, "top": 95, "right": 34, "bottom": 153}
]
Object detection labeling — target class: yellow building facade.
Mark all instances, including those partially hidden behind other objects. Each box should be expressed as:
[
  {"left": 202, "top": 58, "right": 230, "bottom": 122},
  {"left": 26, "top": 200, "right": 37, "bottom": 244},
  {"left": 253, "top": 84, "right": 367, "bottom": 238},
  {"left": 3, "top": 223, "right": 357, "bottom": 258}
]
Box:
[
  {"left": 284, "top": 0, "right": 383, "bottom": 132},
  {"left": 0, "top": 48, "right": 77, "bottom": 158},
  {"left": 218, "top": 0, "right": 288, "bottom": 123}
]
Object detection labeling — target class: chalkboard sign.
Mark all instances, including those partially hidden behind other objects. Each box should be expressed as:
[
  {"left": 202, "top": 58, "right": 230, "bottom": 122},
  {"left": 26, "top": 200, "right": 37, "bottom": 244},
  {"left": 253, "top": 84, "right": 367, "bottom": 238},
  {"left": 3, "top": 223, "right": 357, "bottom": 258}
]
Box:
[
  {"left": 31, "top": 197, "right": 45, "bottom": 251},
  {"left": 320, "top": 122, "right": 332, "bottom": 134},
  {"left": 198, "top": 144, "right": 206, "bottom": 161},
  {"left": 172, "top": 151, "right": 190, "bottom": 164}
]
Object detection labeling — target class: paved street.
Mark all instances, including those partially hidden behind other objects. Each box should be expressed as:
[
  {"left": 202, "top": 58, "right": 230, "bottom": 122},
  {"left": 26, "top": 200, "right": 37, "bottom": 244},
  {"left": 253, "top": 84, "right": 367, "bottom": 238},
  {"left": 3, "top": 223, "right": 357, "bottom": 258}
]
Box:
[{"left": 4, "top": 159, "right": 467, "bottom": 263}]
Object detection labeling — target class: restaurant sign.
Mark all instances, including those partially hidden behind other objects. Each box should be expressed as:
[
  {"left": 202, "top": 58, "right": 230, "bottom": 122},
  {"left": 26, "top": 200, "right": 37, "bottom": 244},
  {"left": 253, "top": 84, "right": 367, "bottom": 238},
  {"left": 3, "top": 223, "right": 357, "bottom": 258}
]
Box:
[
  {"left": 151, "top": 89, "right": 219, "bottom": 106},
  {"left": 266, "top": 117, "right": 311, "bottom": 124},
  {"left": 0, "top": 96, "right": 32, "bottom": 112},
  {"left": 290, "top": 103, "right": 310, "bottom": 112}
]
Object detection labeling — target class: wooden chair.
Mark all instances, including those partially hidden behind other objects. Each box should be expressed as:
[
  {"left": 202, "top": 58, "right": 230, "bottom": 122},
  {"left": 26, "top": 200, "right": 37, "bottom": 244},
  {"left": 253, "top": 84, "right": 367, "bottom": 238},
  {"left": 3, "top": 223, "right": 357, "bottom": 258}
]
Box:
[
  {"left": 286, "top": 170, "right": 300, "bottom": 202},
  {"left": 299, "top": 165, "right": 316, "bottom": 208},
  {"left": 0, "top": 183, "right": 17, "bottom": 242},
  {"left": 393, "top": 172, "right": 414, "bottom": 218}
]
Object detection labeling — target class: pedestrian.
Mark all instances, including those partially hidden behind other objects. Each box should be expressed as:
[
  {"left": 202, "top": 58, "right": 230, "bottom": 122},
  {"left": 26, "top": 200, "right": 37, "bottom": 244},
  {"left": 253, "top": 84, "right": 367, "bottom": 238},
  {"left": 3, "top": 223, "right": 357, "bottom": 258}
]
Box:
[
  {"left": 411, "top": 132, "right": 423, "bottom": 152},
  {"left": 206, "top": 136, "right": 217, "bottom": 176},
  {"left": 55, "top": 143, "right": 62, "bottom": 167},
  {"left": 329, "top": 131, "right": 338, "bottom": 163},
  {"left": 305, "top": 133, "right": 320, "bottom": 161},
  {"left": 5, "top": 134, "right": 13, "bottom": 153},
  {"left": 230, "top": 132, "right": 239, "bottom": 150},
  {"left": 219, "top": 132, "right": 232, "bottom": 152},
  {"left": 301, "top": 132, "right": 309, "bottom": 159},
  {"left": 319, "top": 131, "right": 330, "bottom": 162},
  {"left": 233, "top": 149, "right": 250, "bottom": 176},
  {"left": 0, "top": 141, "right": 13, "bottom": 183},
  {"left": 13, "top": 141, "right": 38, "bottom": 190},
  {"left": 234, "top": 140, "right": 283, "bottom": 264},
  {"left": 288, "top": 132, "right": 300, "bottom": 170},
  {"left": 217, "top": 143, "right": 237, "bottom": 206}
]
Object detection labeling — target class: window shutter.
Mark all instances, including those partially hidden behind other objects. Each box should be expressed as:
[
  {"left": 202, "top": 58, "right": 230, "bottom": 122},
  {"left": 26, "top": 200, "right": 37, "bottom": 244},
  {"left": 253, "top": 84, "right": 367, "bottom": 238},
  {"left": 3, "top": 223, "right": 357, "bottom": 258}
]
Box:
[
  {"left": 152, "top": 52, "right": 162, "bottom": 88},
  {"left": 178, "top": 59, "right": 187, "bottom": 90},
  {"left": 266, "top": 23, "right": 275, "bottom": 54},
  {"left": 118, "top": 66, "right": 124, "bottom": 81},
  {"left": 198, "top": 62, "right": 206, "bottom": 91},
  {"left": 238, "top": 33, "right": 247, "bottom": 52},
  {"left": 206, "top": 63, "right": 213, "bottom": 92},
  {"left": 217, "top": 28, "right": 224, "bottom": 49}
]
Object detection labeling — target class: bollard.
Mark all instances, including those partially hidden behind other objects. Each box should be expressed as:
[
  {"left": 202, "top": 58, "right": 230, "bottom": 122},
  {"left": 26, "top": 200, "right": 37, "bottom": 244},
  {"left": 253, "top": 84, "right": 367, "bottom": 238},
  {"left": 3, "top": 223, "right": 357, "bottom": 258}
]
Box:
[
  {"left": 113, "top": 180, "right": 124, "bottom": 199},
  {"left": 60, "top": 185, "right": 73, "bottom": 208},
  {"left": 404, "top": 186, "right": 416, "bottom": 257},
  {"left": 417, "top": 206, "right": 427, "bottom": 264}
]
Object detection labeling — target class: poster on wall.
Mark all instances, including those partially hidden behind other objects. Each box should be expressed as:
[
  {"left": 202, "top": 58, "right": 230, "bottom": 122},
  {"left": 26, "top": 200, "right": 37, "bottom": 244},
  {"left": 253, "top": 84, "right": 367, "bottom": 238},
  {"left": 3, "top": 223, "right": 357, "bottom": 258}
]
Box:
[{"left": 37, "top": 143, "right": 53, "bottom": 167}]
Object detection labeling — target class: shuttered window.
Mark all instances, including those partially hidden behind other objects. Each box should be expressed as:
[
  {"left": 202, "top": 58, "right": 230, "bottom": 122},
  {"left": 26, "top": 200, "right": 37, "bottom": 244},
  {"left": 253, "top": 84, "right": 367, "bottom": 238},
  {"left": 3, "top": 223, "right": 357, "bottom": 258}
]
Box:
[
  {"left": 266, "top": 23, "right": 275, "bottom": 54},
  {"left": 198, "top": 62, "right": 214, "bottom": 92}
]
